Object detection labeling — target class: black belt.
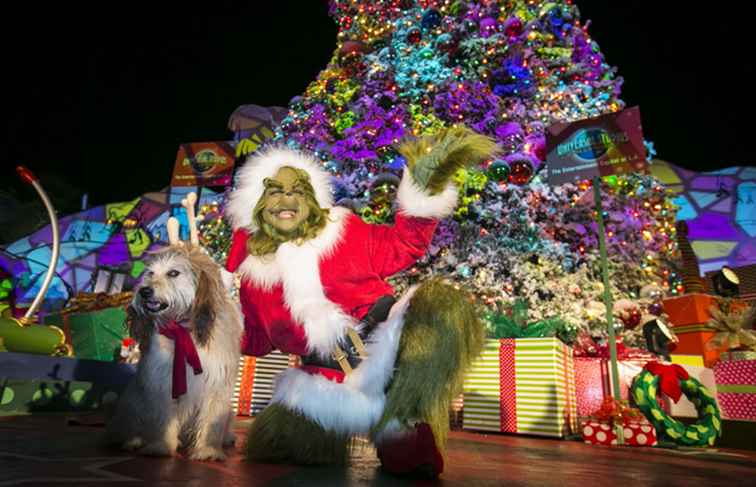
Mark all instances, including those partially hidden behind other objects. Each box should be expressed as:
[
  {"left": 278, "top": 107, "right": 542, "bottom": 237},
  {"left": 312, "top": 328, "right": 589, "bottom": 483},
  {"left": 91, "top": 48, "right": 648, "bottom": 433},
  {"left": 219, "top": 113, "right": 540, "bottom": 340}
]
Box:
[{"left": 301, "top": 295, "right": 396, "bottom": 371}]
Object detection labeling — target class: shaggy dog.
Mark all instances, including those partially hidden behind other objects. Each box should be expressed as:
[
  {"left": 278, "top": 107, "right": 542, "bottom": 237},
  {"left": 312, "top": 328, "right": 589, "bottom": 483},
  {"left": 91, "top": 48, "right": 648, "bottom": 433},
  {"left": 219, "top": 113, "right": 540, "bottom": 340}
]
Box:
[{"left": 106, "top": 245, "right": 242, "bottom": 461}]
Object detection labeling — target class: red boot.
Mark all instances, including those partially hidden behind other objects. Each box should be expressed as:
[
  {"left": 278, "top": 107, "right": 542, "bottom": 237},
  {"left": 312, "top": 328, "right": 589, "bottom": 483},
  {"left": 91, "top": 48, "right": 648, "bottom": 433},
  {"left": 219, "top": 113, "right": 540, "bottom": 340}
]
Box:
[{"left": 376, "top": 422, "right": 444, "bottom": 478}]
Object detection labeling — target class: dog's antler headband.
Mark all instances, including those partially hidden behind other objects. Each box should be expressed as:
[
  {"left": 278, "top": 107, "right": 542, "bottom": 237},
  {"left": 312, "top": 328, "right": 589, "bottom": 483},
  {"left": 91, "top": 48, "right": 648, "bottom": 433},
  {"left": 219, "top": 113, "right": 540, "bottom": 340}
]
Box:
[{"left": 166, "top": 192, "right": 200, "bottom": 247}]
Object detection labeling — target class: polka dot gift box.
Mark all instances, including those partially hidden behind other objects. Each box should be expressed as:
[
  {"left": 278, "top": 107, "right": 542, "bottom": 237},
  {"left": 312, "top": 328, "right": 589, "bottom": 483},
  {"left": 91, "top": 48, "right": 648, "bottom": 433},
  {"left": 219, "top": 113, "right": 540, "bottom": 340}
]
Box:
[
  {"left": 582, "top": 419, "right": 658, "bottom": 447},
  {"left": 713, "top": 357, "right": 756, "bottom": 421},
  {"left": 581, "top": 398, "right": 658, "bottom": 447}
]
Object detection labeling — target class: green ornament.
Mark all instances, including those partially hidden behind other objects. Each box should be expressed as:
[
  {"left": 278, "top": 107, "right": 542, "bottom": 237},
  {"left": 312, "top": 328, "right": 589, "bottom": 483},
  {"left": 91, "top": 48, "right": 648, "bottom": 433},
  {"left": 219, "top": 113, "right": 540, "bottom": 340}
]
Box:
[
  {"left": 604, "top": 174, "right": 619, "bottom": 188},
  {"left": 487, "top": 159, "right": 510, "bottom": 182}
]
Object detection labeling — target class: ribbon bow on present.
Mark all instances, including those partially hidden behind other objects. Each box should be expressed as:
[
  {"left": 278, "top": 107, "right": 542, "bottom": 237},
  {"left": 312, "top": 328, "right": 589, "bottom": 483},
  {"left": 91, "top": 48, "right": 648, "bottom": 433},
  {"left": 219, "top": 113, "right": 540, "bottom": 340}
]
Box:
[
  {"left": 705, "top": 301, "right": 756, "bottom": 353},
  {"left": 591, "top": 397, "right": 644, "bottom": 425},
  {"left": 643, "top": 361, "right": 689, "bottom": 403}
]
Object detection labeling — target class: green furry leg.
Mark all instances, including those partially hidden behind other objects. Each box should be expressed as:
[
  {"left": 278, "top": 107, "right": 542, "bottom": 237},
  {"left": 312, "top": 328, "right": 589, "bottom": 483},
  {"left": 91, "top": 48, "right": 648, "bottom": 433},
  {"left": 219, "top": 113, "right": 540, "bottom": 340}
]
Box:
[
  {"left": 373, "top": 278, "right": 485, "bottom": 453},
  {"left": 246, "top": 404, "right": 350, "bottom": 465}
]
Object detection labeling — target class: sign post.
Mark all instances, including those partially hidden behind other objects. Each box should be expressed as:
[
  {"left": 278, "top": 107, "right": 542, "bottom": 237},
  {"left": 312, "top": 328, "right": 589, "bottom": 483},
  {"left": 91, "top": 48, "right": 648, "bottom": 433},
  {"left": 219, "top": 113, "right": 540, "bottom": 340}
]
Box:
[{"left": 546, "top": 106, "right": 647, "bottom": 446}]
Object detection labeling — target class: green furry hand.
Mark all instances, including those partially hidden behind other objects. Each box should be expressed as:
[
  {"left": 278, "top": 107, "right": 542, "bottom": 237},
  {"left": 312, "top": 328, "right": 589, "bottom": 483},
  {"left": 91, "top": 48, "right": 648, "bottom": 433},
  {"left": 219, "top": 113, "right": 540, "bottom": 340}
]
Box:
[{"left": 398, "top": 126, "right": 500, "bottom": 195}]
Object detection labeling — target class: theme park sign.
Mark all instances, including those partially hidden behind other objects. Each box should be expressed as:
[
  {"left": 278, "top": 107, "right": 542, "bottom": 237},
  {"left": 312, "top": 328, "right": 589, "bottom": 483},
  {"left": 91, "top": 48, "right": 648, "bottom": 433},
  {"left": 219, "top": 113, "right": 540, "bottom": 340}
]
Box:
[
  {"left": 171, "top": 142, "right": 236, "bottom": 187},
  {"left": 546, "top": 106, "right": 647, "bottom": 186}
]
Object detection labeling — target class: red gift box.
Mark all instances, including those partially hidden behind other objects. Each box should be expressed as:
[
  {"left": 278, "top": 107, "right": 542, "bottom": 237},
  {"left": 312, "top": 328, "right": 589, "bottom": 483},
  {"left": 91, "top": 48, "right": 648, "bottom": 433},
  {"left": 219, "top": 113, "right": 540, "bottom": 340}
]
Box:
[
  {"left": 582, "top": 419, "right": 658, "bottom": 446},
  {"left": 575, "top": 357, "right": 669, "bottom": 417},
  {"left": 672, "top": 324, "right": 726, "bottom": 368},
  {"left": 713, "top": 358, "right": 756, "bottom": 421},
  {"left": 662, "top": 294, "right": 718, "bottom": 327},
  {"left": 662, "top": 294, "right": 747, "bottom": 328}
]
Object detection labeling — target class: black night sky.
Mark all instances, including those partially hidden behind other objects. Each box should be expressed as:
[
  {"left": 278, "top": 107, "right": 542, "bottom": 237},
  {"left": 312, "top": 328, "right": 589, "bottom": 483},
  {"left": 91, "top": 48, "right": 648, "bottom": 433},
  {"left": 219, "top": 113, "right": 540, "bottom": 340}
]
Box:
[{"left": 1, "top": 2, "right": 753, "bottom": 217}]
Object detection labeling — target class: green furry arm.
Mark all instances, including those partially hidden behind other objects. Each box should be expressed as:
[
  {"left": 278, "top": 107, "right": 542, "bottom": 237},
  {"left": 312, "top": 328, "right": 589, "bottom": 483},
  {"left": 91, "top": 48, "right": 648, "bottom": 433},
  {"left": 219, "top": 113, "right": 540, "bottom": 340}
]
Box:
[{"left": 398, "top": 125, "right": 500, "bottom": 194}]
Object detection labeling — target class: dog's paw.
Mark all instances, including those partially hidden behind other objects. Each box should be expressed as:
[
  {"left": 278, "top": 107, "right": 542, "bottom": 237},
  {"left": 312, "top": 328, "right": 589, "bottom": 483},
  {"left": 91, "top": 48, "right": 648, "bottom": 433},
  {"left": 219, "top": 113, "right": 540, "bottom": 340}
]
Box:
[
  {"left": 139, "top": 441, "right": 176, "bottom": 457},
  {"left": 190, "top": 446, "right": 227, "bottom": 462},
  {"left": 223, "top": 432, "right": 236, "bottom": 447},
  {"left": 121, "top": 437, "right": 145, "bottom": 451}
]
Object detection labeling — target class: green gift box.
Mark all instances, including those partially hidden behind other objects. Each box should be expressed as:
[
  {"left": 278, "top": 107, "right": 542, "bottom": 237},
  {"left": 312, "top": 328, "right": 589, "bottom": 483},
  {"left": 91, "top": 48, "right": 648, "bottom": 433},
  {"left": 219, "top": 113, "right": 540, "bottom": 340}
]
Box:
[
  {"left": 44, "top": 307, "right": 129, "bottom": 361},
  {"left": 463, "top": 337, "right": 578, "bottom": 437},
  {"left": 0, "top": 379, "right": 122, "bottom": 415}
]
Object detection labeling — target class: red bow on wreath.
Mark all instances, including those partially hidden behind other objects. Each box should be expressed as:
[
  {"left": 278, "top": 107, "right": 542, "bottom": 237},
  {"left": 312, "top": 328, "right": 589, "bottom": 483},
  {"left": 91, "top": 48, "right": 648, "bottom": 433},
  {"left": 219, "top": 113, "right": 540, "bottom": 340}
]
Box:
[{"left": 644, "top": 362, "right": 689, "bottom": 403}]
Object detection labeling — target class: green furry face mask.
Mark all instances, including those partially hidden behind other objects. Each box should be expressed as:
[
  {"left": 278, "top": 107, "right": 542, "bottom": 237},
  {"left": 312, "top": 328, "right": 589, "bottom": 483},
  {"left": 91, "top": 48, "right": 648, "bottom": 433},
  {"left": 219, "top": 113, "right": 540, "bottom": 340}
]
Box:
[
  {"left": 260, "top": 167, "right": 311, "bottom": 235},
  {"left": 247, "top": 166, "right": 330, "bottom": 256}
]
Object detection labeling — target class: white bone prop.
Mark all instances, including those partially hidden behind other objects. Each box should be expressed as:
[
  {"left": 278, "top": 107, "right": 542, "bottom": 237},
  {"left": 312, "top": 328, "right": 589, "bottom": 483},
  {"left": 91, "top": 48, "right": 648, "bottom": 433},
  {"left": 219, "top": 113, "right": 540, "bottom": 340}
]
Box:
[
  {"left": 181, "top": 192, "right": 199, "bottom": 246},
  {"left": 166, "top": 217, "right": 182, "bottom": 246}
]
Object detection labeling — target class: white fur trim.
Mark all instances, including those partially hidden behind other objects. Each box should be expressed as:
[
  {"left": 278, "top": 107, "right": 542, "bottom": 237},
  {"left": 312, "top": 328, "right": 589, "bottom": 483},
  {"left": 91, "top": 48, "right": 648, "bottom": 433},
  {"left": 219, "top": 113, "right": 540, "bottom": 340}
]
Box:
[
  {"left": 236, "top": 254, "right": 281, "bottom": 291},
  {"left": 226, "top": 146, "right": 334, "bottom": 232},
  {"left": 271, "top": 287, "right": 418, "bottom": 435},
  {"left": 236, "top": 207, "right": 354, "bottom": 357},
  {"left": 396, "top": 169, "right": 458, "bottom": 219}
]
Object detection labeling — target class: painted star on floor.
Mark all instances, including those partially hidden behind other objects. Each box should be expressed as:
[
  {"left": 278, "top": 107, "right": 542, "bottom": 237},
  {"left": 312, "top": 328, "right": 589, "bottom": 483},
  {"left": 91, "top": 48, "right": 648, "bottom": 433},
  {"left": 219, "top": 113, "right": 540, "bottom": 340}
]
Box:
[{"left": 0, "top": 452, "right": 136, "bottom": 486}]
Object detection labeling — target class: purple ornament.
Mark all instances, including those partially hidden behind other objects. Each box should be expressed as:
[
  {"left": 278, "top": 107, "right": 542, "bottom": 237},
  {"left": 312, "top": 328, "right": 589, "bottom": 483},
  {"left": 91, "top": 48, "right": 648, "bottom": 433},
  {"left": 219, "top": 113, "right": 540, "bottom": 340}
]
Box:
[
  {"left": 496, "top": 122, "right": 523, "bottom": 141},
  {"left": 648, "top": 302, "right": 663, "bottom": 316},
  {"left": 479, "top": 17, "right": 497, "bottom": 38}
]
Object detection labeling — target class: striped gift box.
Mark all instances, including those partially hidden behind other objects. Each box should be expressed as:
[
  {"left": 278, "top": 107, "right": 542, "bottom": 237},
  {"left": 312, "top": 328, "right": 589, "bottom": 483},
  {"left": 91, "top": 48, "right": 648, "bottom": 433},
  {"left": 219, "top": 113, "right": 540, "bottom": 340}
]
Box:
[
  {"left": 463, "top": 338, "right": 577, "bottom": 437},
  {"left": 231, "top": 351, "right": 298, "bottom": 416}
]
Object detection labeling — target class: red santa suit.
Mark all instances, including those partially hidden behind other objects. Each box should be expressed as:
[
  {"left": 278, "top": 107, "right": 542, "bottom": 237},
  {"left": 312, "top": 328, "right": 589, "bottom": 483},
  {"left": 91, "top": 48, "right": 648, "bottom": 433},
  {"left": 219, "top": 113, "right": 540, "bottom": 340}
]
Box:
[{"left": 224, "top": 146, "right": 458, "bottom": 436}]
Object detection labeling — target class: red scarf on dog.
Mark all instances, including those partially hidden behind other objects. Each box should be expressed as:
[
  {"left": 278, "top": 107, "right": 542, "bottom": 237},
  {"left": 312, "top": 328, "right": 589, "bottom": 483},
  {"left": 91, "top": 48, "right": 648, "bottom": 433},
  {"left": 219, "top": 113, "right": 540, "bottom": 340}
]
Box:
[{"left": 159, "top": 320, "right": 203, "bottom": 399}]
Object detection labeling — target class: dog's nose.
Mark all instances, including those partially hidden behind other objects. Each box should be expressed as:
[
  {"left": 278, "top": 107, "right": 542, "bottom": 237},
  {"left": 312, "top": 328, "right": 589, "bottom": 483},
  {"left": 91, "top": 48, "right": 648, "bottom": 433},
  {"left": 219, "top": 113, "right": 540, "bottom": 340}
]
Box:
[{"left": 139, "top": 286, "right": 154, "bottom": 299}]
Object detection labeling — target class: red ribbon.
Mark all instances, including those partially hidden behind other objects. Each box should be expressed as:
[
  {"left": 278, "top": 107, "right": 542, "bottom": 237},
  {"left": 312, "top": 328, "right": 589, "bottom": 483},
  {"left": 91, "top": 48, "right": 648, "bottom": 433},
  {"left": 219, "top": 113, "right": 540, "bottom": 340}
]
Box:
[
  {"left": 644, "top": 361, "right": 689, "bottom": 403},
  {"left": 159, "top": 320, "right": 203, "bottom": 399}
]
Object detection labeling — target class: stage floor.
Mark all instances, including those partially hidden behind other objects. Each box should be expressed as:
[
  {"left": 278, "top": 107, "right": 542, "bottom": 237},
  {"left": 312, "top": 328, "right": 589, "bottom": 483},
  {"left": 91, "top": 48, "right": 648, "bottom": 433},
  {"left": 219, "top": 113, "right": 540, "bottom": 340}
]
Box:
[{"left": 2, "top": 415, "right": 755, "bottom": 486}]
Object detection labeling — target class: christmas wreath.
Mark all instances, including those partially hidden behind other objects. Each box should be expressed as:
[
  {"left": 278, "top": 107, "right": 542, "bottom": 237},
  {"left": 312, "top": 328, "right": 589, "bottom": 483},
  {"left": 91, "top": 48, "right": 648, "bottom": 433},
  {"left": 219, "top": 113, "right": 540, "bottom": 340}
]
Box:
[{"left": 630, "top": 362, "right": 721, "bottom": 447}]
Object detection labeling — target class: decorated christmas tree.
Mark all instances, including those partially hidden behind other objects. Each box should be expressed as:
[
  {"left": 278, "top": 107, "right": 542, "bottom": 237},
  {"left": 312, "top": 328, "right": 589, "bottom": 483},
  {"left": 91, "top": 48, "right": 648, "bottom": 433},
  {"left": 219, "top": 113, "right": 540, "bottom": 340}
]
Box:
[{"left": 214, "top": 0, "right": 682, "bottom": 347}]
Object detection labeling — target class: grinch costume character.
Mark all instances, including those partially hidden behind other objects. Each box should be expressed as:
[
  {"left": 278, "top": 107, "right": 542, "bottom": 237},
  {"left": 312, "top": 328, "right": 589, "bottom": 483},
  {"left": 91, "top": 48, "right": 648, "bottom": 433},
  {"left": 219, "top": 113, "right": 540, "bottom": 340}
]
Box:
[{"left": 225, "top": 127, "right": 497, "bottom": 477}]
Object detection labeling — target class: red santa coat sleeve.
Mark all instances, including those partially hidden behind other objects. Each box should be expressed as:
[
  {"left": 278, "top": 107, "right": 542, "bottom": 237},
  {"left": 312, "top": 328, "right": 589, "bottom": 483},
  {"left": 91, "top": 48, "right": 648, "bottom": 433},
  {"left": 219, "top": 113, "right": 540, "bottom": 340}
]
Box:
[
  {"left": 225, "top": 228, "right": 275, "bottom": 357},
  {"left": 226, "top": 228, "right": 250, "bottom": 273},
  {"left": 367, "top": 211, "right": 438, "bottom": 278}
]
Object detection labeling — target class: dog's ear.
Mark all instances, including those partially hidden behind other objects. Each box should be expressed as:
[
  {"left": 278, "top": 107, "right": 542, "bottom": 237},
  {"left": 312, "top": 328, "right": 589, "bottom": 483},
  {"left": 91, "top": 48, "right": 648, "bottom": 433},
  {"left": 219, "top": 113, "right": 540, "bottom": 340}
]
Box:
[
  {"left": 126, "top": 304, "right": 153, "bottom": 353},
  {"left": 190, "top": 258, "right": 223, "bottom": 346}
]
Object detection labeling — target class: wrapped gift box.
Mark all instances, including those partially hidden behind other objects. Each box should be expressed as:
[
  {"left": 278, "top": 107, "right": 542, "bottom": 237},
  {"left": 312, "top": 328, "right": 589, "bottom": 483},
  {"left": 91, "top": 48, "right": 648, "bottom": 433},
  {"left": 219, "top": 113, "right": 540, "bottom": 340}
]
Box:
[
  {"left": 0, "top": 379, "right": 122, "bottom": 415},
  {"left": 672, "top": 323, "right": 725, "bottom": 368},
  {"left": 713, "top": 358, "right": 756, "bottom": 421},
  {"left": 662, "top": 294, "right": 719, "bottom": 327},
  {"left": 720, "top": 351, "right": 756, "bottom": 362},
  {"left": 582, "top": 419, "right": 658, "bottom": 446},
  {"left": 462, "top": 338, "right": 577, "bottom": 438},
  {"left": 44, "top": 307, "right": 129, "bottom": 361},
  {"left": 667, "top": 364, "right": 719, "bottom": 418},
  {"left": 574, "top": 357, "right": 660, "bottom": 418},
  {"left": 231, "top": 351, "right": 297, "bottom": 416},
  {"left": 670, "top": 354, "right": 705, "bottom": 367}
]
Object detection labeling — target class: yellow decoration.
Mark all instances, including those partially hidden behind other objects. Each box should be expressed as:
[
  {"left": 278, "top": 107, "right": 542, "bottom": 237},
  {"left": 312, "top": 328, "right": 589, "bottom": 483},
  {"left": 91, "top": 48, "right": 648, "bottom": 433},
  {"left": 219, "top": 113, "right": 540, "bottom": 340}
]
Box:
[
  {"left": 690, "top": 240, "right": 738, "bottom": 260},
  {"left": 670, "top": 354, "right": 705, "bottom": 367},
  {"left": 649, "top": 160, "right": 682, "bottom": 185}
]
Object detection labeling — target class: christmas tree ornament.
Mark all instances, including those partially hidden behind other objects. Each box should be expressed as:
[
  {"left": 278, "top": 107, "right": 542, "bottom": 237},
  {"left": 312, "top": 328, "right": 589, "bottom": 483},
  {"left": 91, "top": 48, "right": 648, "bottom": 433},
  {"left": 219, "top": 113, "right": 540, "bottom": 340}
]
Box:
[
  {"left": 487, "top": 159, "right": 510, "bottom": 182},
  {"left": 508, "top": 158, "right": 534, "bottom": 185},
  {"left": 421, "top": 9, "right": 442, "bottom": 31}
]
